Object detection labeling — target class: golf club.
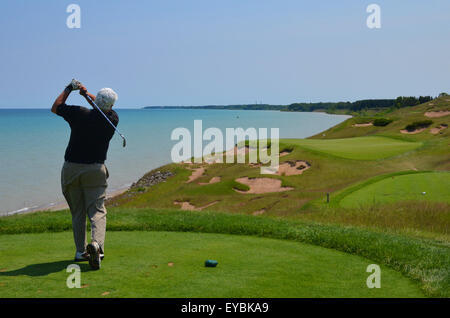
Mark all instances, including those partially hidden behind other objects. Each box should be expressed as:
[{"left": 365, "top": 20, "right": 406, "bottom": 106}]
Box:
[
  {"left": 71, "top": 79, "right": 126, "bottom": 147},
  {"left": 85, "top": 94, "right": 127, "bottom": 148}
]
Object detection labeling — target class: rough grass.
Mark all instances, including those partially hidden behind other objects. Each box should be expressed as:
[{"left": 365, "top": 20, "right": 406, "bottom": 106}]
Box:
[
  {"left": 0, "top": 231, "right": 423, "bottom": 298},
  {"left": 310, "top": 95, "right": 450, "bottom": 140},
  {"left": 0, "top": 208, "right": 448, "bottom": 297},
  {"left": 298, "top": 202, "right": 450, "bottom": 241}
]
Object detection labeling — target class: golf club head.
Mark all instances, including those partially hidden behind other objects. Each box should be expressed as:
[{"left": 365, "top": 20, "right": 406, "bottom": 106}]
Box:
[{"left": 121, "top": 136, "right": 126, "bottom": 148}]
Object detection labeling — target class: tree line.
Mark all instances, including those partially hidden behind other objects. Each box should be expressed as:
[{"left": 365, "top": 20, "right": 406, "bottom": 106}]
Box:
[
  {"left": 286, "top": 96, "right": 434, "bottom": 112},
  {"left": 143, "top": 95, "right": 436, "bottom": 112}
]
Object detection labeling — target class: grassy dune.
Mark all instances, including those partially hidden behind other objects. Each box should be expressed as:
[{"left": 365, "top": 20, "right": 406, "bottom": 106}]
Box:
[{"left": 285, "top": 136, "right": 422, "bottom": 160}]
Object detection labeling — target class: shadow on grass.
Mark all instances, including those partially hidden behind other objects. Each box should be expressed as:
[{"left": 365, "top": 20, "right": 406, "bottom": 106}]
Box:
[{"left": 0, "top": 260, "right": 93, "bottom": 277}]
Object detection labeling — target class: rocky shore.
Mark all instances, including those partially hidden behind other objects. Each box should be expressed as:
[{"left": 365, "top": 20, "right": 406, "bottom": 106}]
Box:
[{"left": 106, "top": 169, "right": 175, "bottom": 206}]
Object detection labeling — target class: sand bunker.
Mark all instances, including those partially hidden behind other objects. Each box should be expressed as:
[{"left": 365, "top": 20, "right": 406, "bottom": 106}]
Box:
[
  {"left": 224, "top": 146, "right": 251, "bottom": 157},
  {"left": 252, "top": 209, "right": 266, "bottom": 216},
  {"left": 424, "top": 111, "right": 450, "bottom": 118},
  {"left": 235, "top": 177, "right": 293, "bottom": 194},
  {"left": 280, "top": 150, "right": 292, "bottom": 157},
  {"left": 199, "top": 176, "right": 221, "bottom": 185},
  {"left": 186, "top": 167, "right": 205, "bottom": 183},
  {"left": 400, "top": 128, "right": 426, "bottom": 134},
  {"left": 430, "top": 124, "right": 448, "bottom": 135},
  {"left": 174, "top": 200, "right": 218, "bottom": 211},
  {"left": 276, "top": 160, "right": 310, "bottom": 176},
  {"left": 352, "top": 123, "right": 373, "bottom": 127},
  {"left": 202, "top": 146, "right": 253, "bottom": 164}
]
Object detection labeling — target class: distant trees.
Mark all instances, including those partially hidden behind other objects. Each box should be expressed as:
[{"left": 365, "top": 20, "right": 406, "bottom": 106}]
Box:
[
  {"left": 395, "top": 96, "right": 433, "bottom": 108},
  {"left": 144, "top": 95, "right": 437, "bottom": 113},
  {"left": 285, "top": 96, "right": 435, "bottom": 113}
]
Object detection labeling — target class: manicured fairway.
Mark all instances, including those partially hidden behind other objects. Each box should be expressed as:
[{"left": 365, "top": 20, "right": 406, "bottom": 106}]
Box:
[
  {"left": 0, "top": 231, "right": 423, "bottom": 298},
  {"left": 340, "top": 172, "right": 450, "bottom": 207},
  {"left": 284, "top": 136, "right": 422, "bottom": 160}
]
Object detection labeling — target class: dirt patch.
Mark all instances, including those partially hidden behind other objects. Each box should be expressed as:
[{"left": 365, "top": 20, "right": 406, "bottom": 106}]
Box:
[
  {"left": 400, "top": 128, "right": 426, "bottom": 134},
  {"left": 224, "top": 146, "right": 251, "bottom": 157},
  {"left": 199, "top": 176, "right": 221, "bottom": 185},
  {"left": 430, "top": 124, "right": 448, "bottom": 135},
  {"left": 174, "top": 200, "right": 218, "bottom": 211},
  {"left": 234, "top": 177, "right": 293, "bottom": 194},
  {"left": 203, "top": 154, "right": 224, "bottom": 164},
  {"left": 276, "top": 160, "right": 310, "bottom": 176},
  {"left": 424, "top": 111, "right": 450, "bottom": 118},
  {"left": 280, "top": 150, "right": 292, "bottom": 157},
  {"left": 352, "top": 122, "right": 373, "bottom": 127},
  {"left": 187, "top": 167, "right": 205, "bottom": 183},
  {"left": 252, "top": 209, "right": 266, "bottom": 216}
]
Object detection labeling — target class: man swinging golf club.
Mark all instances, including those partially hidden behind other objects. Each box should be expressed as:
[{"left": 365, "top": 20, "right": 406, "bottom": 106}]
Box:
[{"left": 51, "top": 79, "right": 119, "bottom": 270}]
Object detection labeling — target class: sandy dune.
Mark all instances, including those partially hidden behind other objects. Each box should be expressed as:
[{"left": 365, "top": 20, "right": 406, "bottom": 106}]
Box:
[
  {"left": 276, "top": 160, "right": 310, "bottom": 176},
  {"left": 424, "top": 111, "right": 450, "bottom": 118},
  {"left": 174, "top": 200, "right": 218, "bottom": 211},
  {"left": 400, "top": 128, "right": 426, "bottom": 134},
  {"left": 199, "top": 176, "right": 221, "bottom": 185},
  {"left": 252, "top": 209, "right": 266, "bottom": 215},
  {"left": 235, "top": 177, "right": 293, "bottom": 194},
  {"left": 430, "top": 124, "right": 448, "bottom": 134},
  {"left": 353, "top": 123, "right": 373, "bottom": 127},
  {"left": 186, "top": 167, "right": 205, "bottom": 183}
]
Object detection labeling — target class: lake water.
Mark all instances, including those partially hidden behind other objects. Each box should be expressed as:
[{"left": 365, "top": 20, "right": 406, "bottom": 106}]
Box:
[{"left": 0, "top": 108, "right": 349, "bottom": 215}]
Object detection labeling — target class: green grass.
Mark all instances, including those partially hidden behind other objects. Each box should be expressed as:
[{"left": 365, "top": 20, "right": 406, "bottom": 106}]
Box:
[
  {"left": 309, "top": 95, "right": 450, "bottom": 140},
  {"left": 297, "top": 202, "right": 450, "bottom": 241},
  {"left": 0, "top": 231, "right": 424, "bottom": 298},
  {"left": 1, "top": 208, "right": 448, "bottom": 297},
  {"left": 340, "top": 171, "right": 450, "bottom": 207},
  {"left": 284, "top": 136, "right": 422, "bottom": 160},
  {"left": 299, "top": 171, "right": 450, "bottom": 239}
]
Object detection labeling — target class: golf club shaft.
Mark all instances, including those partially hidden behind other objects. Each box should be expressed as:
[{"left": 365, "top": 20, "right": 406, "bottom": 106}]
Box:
[{"left": 85, "top": 94, "right": 126, "bottom": 147}]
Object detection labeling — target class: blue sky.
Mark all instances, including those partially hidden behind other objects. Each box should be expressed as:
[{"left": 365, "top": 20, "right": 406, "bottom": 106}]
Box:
[{"left": 0, "top": 0, "right": 449, "bottom": 108}]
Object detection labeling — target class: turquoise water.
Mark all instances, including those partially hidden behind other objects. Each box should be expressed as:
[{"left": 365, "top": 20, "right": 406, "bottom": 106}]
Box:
[{"left": 0, "top": 109, "right": 349, "bottom": 214}]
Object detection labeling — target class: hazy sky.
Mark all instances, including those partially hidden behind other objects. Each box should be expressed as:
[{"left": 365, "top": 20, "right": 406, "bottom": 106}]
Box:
[{"left": 0, "top": 0, "right": 449, "bottom": 108}]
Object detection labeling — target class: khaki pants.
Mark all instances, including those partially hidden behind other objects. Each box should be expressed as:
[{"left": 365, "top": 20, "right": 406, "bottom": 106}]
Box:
[{"left": 61, "top": 161, "right": 109, "bottom": 254}]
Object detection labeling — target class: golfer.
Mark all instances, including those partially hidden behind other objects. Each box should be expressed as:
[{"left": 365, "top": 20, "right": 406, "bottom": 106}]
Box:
[{"left": 51, "top": 80, "right": 119, "bottom": 270}]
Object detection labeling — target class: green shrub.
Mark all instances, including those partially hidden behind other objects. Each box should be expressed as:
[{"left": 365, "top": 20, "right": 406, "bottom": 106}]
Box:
[
  {"left": 405, "top": 120, "right": 433, "bottom": 132},
  {"left": 232, "top": 180, "right": 250, "bottom": 192},
  {"left": 373, "top": 118, "right": 393, "bottom": 126}
]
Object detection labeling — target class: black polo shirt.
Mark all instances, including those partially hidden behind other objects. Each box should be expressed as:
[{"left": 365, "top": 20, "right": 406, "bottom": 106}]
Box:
[{"left": 56, "top": 104, "right": 119, "bottom": 164}]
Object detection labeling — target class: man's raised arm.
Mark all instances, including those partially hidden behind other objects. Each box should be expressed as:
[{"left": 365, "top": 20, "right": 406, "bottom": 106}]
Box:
[
  {"left": 51, "top": 85, "right": 72, "bottom": 114},
  {"left": 78, "top": 84, "right": 97, "bottom": 109}
]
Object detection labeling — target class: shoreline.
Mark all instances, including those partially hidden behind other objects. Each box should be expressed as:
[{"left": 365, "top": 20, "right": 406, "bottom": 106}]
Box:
[{"left": 0, "top": 110, "right": 351, "bottom": 217}]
